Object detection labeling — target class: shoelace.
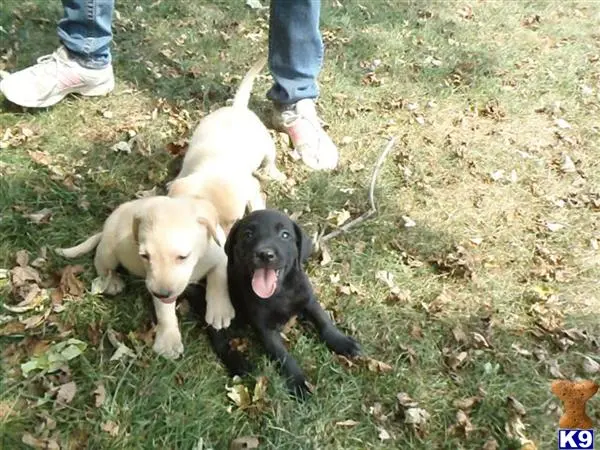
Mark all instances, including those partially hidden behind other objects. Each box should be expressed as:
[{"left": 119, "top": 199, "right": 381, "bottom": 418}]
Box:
[{"left": 31, "top": 51, "right": 61, "bottom": 76}]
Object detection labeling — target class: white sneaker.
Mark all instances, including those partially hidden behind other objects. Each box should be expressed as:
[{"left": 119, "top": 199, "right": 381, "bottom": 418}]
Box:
[
  {"left": 272, "top": 99, "right": 339, "bottom": 171},
  {"left": 0, "top": 46, "right": 114, "bottom": 108}
]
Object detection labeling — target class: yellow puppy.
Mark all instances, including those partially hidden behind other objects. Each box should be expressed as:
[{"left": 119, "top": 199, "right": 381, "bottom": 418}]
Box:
[
  {"left": 168, "top": 57, "right": 284, "bottom": 233},
  {"left": 55, "top": 195, "right": 234, "bottom": 359}
]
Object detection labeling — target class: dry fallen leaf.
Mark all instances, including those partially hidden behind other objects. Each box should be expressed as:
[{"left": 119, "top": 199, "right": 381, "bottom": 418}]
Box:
[
  {"left": 375, "top": 270, "right": 395, "bottom": 288},
  {"left": 226, "top": 383, "right": 252, "bottom": 409},
  {"left": 101, "top": 420, "right": 119, "bottom": 437},
  {"left": 402, "top": 215, "right": 416, "bottom": 227},
  {"left": 335, "top": 419, "right": 360, "bottom": 427},
  {"left": 22, "top": 433, "right": 59, "bottom": 449},
  {"left": 451, "top": 409, "right": 474, "bottom": 437},
  {"left": 365, "top": 356, "right": 393, "bottom": 373},
  {"left": 56, "top": 381, "right": 77, "bottom": 405},
  {"left": 26, "top": 208, "right": 53, "bottom": 225},
  {"left": 554, "top": 118, "right": 572, "bottom": 129},
  {"left": 452, "top": 326, "right": 468, "bottom": 344},
  {"left": 582, "top": 355, "right": 600, "bottom": 374},
  {"left": 15, "top": 250, "right": 29, "bottom": 267},
  {"left": 561, "top": 154, "right": 576, "bottom": 173},
  {"left": 94, "top": 383, "right": 107, "bottom": 408},
  {"left": 230, "top": 436, "right": 259, "bottom": 450},
  {"left": 27, "top": 150, "right": 52, "bottom": 166},
  {"left": 446, "top": 351, "right": 469, "bottom": 371},
  {"left": 507, "top": 395, "right": 527, "bottom": 416},
  {"left": 545, "top": 222, "right": 565, "bottom": 232},
  {"left": 377, "top": 427, "right": 391, "bottom": 441},
  {"left": 482, "top": 438, "right": 499, "bottom": 450},
  {"left": 57, "top": 265, "right": 86, "bottom": 299},
  {"left": 453, "top": 396, "right": 481, "bottom": 411}
]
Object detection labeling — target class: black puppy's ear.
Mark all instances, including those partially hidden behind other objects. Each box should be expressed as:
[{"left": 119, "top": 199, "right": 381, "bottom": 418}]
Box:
[
  {"left": 293, "top": 221, "right": 313, "bottom": 265},
  {"left": 224, "top": 219, "right": 242, "bottom": 261}
]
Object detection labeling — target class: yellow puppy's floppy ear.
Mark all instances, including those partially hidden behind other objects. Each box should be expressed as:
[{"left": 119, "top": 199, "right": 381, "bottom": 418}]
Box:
[{"left": 194, "top": 198, "right": 221, "bottom": 246}]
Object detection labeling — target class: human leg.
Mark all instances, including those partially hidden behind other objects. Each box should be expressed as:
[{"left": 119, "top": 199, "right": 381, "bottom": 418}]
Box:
[
  {"left": 267, "top": 0, "right": 339, "bottom": 171},
  {"left": 0, "top": 0, "right": 114, "bottom": 108}
]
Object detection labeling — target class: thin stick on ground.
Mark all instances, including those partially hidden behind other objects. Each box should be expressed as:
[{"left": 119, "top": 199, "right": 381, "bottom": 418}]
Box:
[{"left": 320, "top": 136, "right": 396, "bottom": 243}]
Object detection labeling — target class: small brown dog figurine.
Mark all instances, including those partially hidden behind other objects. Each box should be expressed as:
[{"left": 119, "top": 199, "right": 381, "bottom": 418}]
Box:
[{"left": 551, "top": 379, "right": 599, "bottom": 429}]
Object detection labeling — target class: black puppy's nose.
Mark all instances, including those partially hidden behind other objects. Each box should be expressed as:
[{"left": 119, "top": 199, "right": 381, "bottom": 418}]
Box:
[
  {"left": 255, "top": 248, "right": 276, "bottom": 263},
  {"left": 152, "top": 288, "right": 173, "bottom": 299}
]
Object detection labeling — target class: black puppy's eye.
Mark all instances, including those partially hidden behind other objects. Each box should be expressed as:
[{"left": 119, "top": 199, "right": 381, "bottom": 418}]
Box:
[
  {"left": 280, "top": 230, "right": 291, "bottom": 240},
  {"left": 243, "top": 229, "right": 254, "bottom": 240}
]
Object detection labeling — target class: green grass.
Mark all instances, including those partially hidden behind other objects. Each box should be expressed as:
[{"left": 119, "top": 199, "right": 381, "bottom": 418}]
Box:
[{"left": 1, "top": 1, "right": 599, "bottom": 449}]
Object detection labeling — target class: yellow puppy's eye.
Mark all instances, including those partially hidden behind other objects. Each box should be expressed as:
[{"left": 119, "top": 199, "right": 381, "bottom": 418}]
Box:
[
  {"left": 177, "top": 254, "right": 190, "bottom": 261},
  {"left": 140, "top": 253, "right": 150, "bottom": 260}
]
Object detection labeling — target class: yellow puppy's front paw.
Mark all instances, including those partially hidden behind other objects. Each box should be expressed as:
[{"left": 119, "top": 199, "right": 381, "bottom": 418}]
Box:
[
  {"left": 205, "top": 297, "right": 235, "bottom": 330},
  {"left": 94, "top": 272, "right": 125, "bottom": 296},
  {"left": 153, "top": 326, "right": 184, "bottom": 359}
]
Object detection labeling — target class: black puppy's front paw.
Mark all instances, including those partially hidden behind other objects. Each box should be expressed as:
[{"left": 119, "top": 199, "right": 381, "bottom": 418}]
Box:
[
  {"left": 225, "top": 352, "right": 256, "bottom": 377},
  {"left": 322, "top": 328, "right": 361, "bottom": 357},
  {"left": 287, "top": 377, "right": 313, "bottom": 401}
]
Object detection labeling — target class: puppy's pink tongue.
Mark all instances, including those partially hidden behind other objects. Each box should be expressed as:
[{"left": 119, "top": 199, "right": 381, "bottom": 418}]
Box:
[{"left": 251, "top": 268, "right": 277, "bottom": 299}]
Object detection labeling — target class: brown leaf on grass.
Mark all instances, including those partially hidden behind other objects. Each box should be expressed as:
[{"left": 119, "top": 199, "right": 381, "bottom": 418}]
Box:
[
  {"left": 27, "top": 150, "right": 52, "bottom": 166},
  {"left": 57, "top": 265, "right": 86, "bottom": 299},
  {"left": 368, "top": 402, "right": 388, "bottom": 422},
  {"left": 458, "top": 5, "right": 473, "bottom": 20},
  {"left": 507, "top": 396, "right": 527, "bottom": 416},
  {"left": 387, "top": 286, "right": 411, "bottom": 303},
  {"left": 582, "top": 356, "right": 600, "bottom": 374},
  {"left": 365, "top": 356, "right": 393, "bottom": 373},
  {"left": 335, "top": 419, "right": 360, "bottom": 427},
  {"left": 422, "top": 290, "right": 452, "bottom": 315},
  {"left": 410, "top": 324, "right": 423, "bottom": 339},
  {"left": 56, "top": 381, "right": 77, "bottom": 405},
  {"left": 522, "top": 14, "right": 541, "bottom": 27},
  {"left": 445, "top": 350, "right": 469, "bottom": 371},
  {"left": 101, "top": 420, "right": 119, "bottom": 437},
  {"left": 230, "top": 436, "right": 259, "bottom": 450},
  {"left": 336, "top": 355, "right": 393, "bottom": 373},
  {"left": 320, "top": 244, "right": 332, "bottom": 266},
  {"left": 452, "top": 326, "right": 468, "bottom": 344},
  {"left": 15, "top": 250, "right": 29, "bottom": 267},
  {"left": 226, "top": 383, "right": 252, "bottom": 409},
  {"left": 229, "top": 337, "right": 250, "bottom": 354},
  {"left": 402, "top": 407, "right": 430, "bottom": 437},
  {"left": 482, "top": 438, "right": 499, "bottom": 450},
  {"left": 93, "top": 383, "right": 106, "bottom": 408},
  {"left": 20, "top": 309, "right": 51, "bottom": 330},
  {"left": 26, "top": 208, "right": 53, "bottom": 225},
  {"left": 22, "top": 433, "right": 60, "bottom": 450},
  {"left": 449, "top": 409, "right": 474, "bottom": 437},
  {"left": 504, "top": 416, "right": 537, "bottom": 450},
  {"left": 453, "top": 396, "right": 482, "bottom": 411},
  {"left": 431, "top": 245, "right": 475, "bottom": 280},
  {"left": 378, "top": 427, "right": 391, "bottom": 441},
  {"left": 375, "top": 270, "right": 395, "bottom": 288},
  {"left": 10, "top": 265, "right": 42, "bottom": 287},
  {"left": 165, "top": 139, "right": 188, "bottom": 156},
  {"left": 252, "top": 376, "right": 268, "bottom": 405},
  {"left": 397, "top": 392, "right": 418, "bottom": 408}
]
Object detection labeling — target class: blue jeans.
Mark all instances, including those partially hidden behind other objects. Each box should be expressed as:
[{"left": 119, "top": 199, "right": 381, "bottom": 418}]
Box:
[{"left": 58, "top": 0, "right": 323, "bottom": 104}]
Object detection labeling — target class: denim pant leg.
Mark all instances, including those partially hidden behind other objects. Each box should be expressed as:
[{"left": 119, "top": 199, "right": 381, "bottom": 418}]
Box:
[
  {"left": 267, "top": 0, "right": 324, "bottom": 105},
  {"left": 57, "top": 0, "right": 114, "bottom": 69}
]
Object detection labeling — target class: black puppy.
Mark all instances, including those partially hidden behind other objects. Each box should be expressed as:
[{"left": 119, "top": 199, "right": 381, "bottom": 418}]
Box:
[{"left": 206, "top": 209, "right": 361, "bottom": 398}]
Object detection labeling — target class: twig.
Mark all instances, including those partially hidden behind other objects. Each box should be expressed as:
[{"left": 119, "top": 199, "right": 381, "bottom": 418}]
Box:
[{"left": 320, "top": 136, "right": 396, "bottom": 242}]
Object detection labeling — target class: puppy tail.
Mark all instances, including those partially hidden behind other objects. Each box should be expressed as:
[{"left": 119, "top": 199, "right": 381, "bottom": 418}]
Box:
[
  {"left": 232, "top": 55, "right": 268, "bottom": 109},
  {"left": 55, "top": 232, "right": 102, "bottom": 258}
]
